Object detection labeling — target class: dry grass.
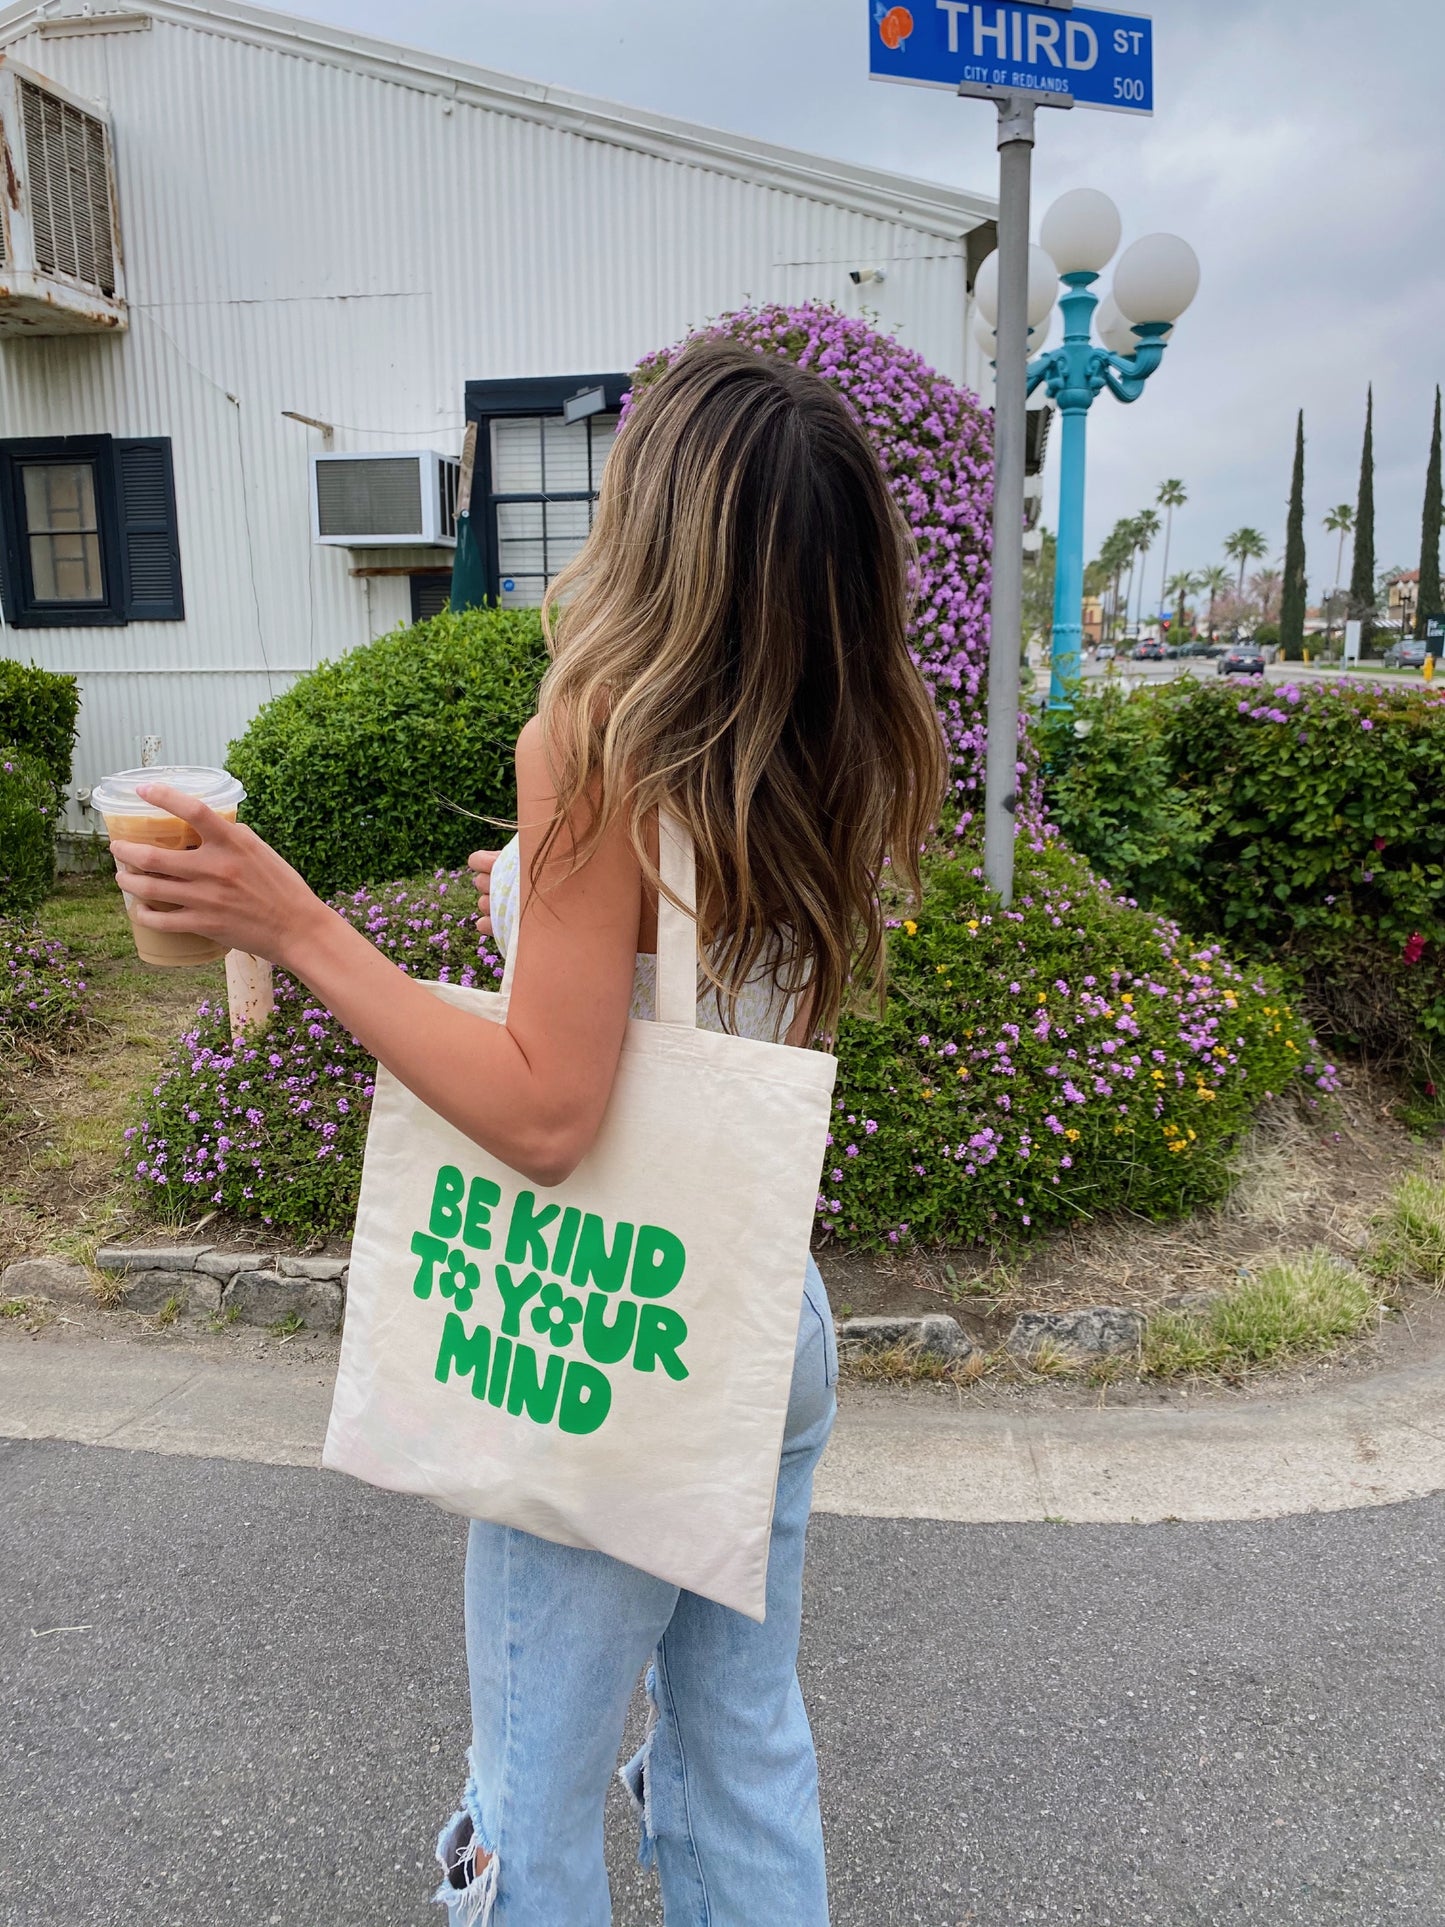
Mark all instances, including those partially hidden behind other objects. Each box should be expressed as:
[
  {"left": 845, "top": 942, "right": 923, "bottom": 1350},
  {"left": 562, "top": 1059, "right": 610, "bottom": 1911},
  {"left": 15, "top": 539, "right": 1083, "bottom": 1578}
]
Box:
[
  {"left": 1363, "top": 1158, "right": 1445, "bottom": 1292},
  {"left": 0, "top": 877, "right": 226, "bottom": 1267}
]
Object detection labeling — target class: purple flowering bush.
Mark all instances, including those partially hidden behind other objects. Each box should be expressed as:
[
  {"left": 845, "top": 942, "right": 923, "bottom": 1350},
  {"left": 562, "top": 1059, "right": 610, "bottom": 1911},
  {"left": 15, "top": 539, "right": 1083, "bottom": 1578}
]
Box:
[
  {"left": 124, "top": 871, "right": 503, "bottom": 1234},
  {"left": 824, "top": 838, "right": 1334, "bottom": 1245},
  {"left": 1044, "top": 676, "right": 1445, "bottom": 1086},
  {"left": 630, "top": 303, "right": 1002, "bottom": 808},
  {"left": 1, "top": 922, "right": 91, "bottom": 1046}
]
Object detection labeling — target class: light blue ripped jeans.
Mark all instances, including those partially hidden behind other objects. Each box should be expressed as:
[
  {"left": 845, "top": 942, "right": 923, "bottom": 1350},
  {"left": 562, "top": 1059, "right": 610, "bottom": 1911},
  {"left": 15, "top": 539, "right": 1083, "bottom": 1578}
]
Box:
[{"left": 435, "top": 1256, "right": 838, "bottom": 1926}]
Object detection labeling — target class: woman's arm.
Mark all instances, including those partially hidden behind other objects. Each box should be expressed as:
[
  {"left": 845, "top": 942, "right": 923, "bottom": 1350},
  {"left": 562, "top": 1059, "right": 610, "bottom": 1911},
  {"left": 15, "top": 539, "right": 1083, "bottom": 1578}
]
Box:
[{"left": 110, "top": 720, "right": 641, "bottom": 1187}]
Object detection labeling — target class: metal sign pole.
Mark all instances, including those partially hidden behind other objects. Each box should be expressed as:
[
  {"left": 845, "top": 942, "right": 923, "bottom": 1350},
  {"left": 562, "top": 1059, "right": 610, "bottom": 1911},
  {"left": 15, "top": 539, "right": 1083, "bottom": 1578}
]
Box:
[{"left": 982, "top": 92, "right": 1036, "bottom": 905}]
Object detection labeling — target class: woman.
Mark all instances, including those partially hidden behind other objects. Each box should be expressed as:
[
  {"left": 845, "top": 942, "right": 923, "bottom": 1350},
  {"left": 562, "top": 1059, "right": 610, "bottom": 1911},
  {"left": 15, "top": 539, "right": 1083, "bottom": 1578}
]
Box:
[{"left": 111, "top": 338, "right": 946, "bottom": 1925}]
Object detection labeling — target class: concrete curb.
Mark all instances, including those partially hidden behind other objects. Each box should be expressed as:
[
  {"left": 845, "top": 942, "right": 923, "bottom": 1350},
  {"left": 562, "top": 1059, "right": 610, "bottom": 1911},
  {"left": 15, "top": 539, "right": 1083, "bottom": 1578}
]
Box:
[{"left": 2, "top": 1331, "right": 1443, "bottom": 1525}]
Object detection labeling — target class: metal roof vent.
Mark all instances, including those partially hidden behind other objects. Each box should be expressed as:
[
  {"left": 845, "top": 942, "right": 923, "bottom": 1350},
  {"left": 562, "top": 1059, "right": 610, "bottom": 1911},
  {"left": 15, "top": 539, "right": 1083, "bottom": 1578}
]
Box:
[
  {"left": 311, "top": 451, "right": 460, "bottom": 548},
  {"left": 0, "top": 58, "right": 126, "bottom": 333}
]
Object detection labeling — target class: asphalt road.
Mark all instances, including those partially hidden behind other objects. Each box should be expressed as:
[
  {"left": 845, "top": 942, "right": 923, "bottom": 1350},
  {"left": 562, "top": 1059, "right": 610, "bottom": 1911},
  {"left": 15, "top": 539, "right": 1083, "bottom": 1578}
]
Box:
[{"left": 4, "top": 1438, "right": 1443, "bottom": 1927}]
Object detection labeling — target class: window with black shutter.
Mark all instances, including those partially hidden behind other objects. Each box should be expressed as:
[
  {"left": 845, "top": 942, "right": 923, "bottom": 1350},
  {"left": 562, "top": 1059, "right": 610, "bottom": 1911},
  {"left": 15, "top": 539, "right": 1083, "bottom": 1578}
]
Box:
[{"left": 0, "top": 434, "right": 184, "bottom": 625}]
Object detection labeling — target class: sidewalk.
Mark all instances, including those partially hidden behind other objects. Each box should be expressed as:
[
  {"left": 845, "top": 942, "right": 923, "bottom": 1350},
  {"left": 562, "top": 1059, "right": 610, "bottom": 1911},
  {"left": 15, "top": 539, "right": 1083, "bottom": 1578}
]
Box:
[{"left": 4, "top": 1323, "right": 1443, "bottom": 1524}]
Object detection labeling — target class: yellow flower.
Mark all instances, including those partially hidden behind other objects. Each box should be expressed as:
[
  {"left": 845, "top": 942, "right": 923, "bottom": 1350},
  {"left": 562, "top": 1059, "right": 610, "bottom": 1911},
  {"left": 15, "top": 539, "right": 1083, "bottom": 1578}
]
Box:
[
  {"left": 1065, "top": 1128, "right": 1080, "bottom": 1142},
  {"left": 903, "top": 919, "right": 918, "bottom": 937},
  {"left": 956, "top": 1067, "right": 969, "bottom": 1079},
  {"left": 1121, "top": 993, "right": 1134, "bottom": 1005},
  {"left": 966, "top": 918, "right": 980, "bottom": 933},
  {"left": 1037, "top": 992, "right": 1047, "bottom": 1004}
]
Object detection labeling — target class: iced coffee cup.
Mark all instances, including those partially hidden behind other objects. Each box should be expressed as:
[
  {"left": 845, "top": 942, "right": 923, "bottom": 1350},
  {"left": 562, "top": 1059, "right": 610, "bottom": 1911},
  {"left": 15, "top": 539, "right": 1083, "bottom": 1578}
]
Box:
[{"left": 91, "top": 765, "right": 246, "bottom": 967}]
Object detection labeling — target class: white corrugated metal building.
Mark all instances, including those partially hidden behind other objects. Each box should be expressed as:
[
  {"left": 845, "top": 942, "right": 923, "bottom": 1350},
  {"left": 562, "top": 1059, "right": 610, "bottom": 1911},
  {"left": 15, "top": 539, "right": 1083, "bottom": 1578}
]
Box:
[{"left": 0, "top": 0, "right": 997, "bottom": 830}]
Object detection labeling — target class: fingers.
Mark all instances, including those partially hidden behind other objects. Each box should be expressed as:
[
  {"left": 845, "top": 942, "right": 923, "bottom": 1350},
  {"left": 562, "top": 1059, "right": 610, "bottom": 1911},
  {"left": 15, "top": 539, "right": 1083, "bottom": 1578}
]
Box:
[
  {"left": 110, "top": 838, "right": 195, "bottom": 880},
  {"left": 135, "top": 781, "right": 230, "bottom": 841},
  {"left": 466, "top": 849, "right": 499, "bottom": 875},
  {"left": 475, "top": 915, "right": 494, "bottom": 937}
]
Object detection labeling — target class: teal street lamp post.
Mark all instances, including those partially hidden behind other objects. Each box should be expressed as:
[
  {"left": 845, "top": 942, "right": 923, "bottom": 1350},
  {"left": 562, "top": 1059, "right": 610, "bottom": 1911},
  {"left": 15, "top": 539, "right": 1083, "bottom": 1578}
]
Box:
[{"left": 978, "top": 190, "right": 1201, "bottom": 710}]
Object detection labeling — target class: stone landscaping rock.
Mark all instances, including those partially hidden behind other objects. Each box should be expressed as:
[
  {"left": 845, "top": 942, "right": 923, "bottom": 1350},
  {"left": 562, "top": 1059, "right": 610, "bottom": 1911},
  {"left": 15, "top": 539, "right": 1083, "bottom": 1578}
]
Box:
[
  {"left": 195, "top": 1250, "right": 272, "bottom": 1281},
  {"left": 120, "top": 1268, "right": 199, "bottom": 1315},
  {"left": 836, "top": 1313, "right": 973, "bottom": 1360},
  {"left": 277, "top": 1256, "right": 348, "bottom": 1282},
  {"left": 1, "top": 1256, "right": 94, "bottom": 1304},
  {"left": 1007, "top": 1306, "right": 1144, "bottom": 1358},
  {"left": 227, "top": 1269, "right": 342, "bottom": 1331},
  {"left": 95, "top": 1244, "right": 214, "bottom": 1273}
]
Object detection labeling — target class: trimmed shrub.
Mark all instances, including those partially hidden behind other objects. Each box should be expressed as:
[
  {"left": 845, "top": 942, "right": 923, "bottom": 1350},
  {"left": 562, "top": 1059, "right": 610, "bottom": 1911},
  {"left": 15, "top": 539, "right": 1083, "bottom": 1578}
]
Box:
[
  {"left": 0, "top": 747, "right": 59, "bottom": 918},
  {"left": 822, "top": 836, "right": 1330, "bottom": 1245},
  {"left": 1043, "top": 676, "right": 1445, "bottom": 1081},
  {"left": 0, "top": 659, "right": 79, "bottom": 794},
  {"left": 228, "top": 607, "right": 548, "bottom": 896},
  {"left": 0, "top": 922, "right": 91, "bottom": 1046}
]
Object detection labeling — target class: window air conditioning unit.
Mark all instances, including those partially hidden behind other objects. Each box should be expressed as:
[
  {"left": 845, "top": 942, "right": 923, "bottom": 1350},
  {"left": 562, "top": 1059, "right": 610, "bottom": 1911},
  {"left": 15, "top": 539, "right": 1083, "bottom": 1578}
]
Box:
[
  {"left": 0, "top": 58, "right": 126, "bottom": 335},
  {"left": 310, "top": 450, "right": 460, "bottom": 549}
]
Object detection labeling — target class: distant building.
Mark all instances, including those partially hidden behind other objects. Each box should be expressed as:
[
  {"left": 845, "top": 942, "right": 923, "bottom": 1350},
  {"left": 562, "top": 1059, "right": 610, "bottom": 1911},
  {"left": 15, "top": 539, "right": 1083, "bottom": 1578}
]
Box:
[{"left": 0, "top": 0, "right": 996, "bottom": 830}]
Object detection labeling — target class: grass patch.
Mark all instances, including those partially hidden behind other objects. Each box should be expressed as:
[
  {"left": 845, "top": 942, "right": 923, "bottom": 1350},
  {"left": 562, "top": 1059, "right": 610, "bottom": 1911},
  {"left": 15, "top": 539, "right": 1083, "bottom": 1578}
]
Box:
[
  {"left": 1, "top": 1297, "right": 30, "bottom": 1318},
  {"left": 269, "top": 1311, "right": 305, "bottom": 1338},
  {"left": 1143, "top": 1248, "right": 1384, "bottom": 1378},
  {"left": 1363, "top": 1165, "right": 1445, "bottom": 1292},
  {"left": 154, "top": 1294, "right": 183, "bottom": 1328}
]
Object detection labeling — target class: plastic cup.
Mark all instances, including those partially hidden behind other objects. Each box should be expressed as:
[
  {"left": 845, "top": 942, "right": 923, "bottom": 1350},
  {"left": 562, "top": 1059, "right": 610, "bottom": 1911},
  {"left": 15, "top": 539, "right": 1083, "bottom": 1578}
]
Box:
[{"left": 91, "top": 765, "right": 246, "bottom": 967}]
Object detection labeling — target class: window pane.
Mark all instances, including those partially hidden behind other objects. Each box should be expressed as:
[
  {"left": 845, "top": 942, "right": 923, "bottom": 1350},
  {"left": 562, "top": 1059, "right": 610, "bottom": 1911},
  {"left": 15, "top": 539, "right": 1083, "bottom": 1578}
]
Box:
[
  {"left": 498, "top": 574, "right": 546, "bottom": 609},
  {"left": 29, "top": 531, "right": 104, "bottom": 602},
  {"left": 23, "top": 461, "right": 98, "bottom": 535},
  {"left": 542, "top": 415, "right": 592, "bottom": 493},
  {"left": 588, "top": 414, "right": 619, "bottom": 488},
  {"left": 491, "top": 418, "right": 543, "bottom": 493},
  {"left": 545, "top": 499, "right": 590, "bottom": 577},
  {"left": 496, "top": 499, "right": 544, "bottom": 577}
]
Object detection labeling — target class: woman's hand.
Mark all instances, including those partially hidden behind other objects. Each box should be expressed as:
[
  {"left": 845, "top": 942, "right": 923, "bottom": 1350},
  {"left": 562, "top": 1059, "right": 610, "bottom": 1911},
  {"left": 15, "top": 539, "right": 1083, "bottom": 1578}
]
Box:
[
  {"left": 109, "top": 783, "right": 328, "bottom": 971},
  {"left": 467, "top": 848, "right": 500, "bottom": 937}
]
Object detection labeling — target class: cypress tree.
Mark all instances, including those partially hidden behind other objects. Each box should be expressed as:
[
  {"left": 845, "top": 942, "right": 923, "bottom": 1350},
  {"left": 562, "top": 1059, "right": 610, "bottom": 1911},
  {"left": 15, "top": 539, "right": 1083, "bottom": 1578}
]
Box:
[
  {"left": 1349, "top": 386, "right": 1376, "bottom": 639},
  {"left": 1280, "top": 410, "right": 1307, "bottom": 659},
  {"left": 1417, "top": 384, "right": 1442, "bottom": 635}
]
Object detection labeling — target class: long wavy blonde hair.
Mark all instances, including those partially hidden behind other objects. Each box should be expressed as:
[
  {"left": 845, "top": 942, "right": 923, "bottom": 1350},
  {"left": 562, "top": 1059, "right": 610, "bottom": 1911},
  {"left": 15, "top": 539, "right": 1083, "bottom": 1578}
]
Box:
[{"left": 536, "top": 337, "right": 947, "bottom": 1037}]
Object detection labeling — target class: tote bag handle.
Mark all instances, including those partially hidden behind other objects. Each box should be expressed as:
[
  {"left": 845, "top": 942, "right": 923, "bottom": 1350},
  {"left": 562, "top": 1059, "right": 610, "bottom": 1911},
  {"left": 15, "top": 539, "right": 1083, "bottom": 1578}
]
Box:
[{"left": 496, "top": 811, "right": 698, "bottom": 1031}]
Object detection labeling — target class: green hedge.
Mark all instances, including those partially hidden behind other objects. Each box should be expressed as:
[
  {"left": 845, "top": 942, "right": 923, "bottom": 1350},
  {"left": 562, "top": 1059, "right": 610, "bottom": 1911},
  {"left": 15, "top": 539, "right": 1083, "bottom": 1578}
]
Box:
[
  {"left": 0, "top": 659, "right": 79, "bottom": 793},
  {"left": 0, "top": 747, "right": 59, "bottom": 918},
  {"left": 228, "top": 607, "right": 548, "bottom": 896},
  {"left": 1041, "top": 676, "right": 1445, "bottom": 1082}
]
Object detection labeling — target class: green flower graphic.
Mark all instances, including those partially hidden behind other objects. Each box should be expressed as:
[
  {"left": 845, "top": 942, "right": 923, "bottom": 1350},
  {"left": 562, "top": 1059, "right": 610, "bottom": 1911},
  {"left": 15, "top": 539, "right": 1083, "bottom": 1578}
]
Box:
[
  {"left": 531, "top": 1281, "right": 584, "bottom": 1348},
  {"left": 440, "top": 1248, "right": 480, "bottom": 1313}
]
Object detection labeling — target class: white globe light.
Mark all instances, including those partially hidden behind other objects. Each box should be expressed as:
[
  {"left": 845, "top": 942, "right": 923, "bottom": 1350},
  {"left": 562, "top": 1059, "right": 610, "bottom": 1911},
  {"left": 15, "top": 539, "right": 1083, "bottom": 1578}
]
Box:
[
  {"left": 1039, "top": 188, "right": 1123, "bottom": 276},
  {"left": 1093, "top": 295, "right": 1137, "bottom": 356},
  {"left": 1112, "top": 233, "right": 1201, "bottom": 324},
  {"left": 972, "top": 310, "right": 998, "bottom": 359},
  {"left": 973, "top": 244, "right": 1058, "bottom": 330}
]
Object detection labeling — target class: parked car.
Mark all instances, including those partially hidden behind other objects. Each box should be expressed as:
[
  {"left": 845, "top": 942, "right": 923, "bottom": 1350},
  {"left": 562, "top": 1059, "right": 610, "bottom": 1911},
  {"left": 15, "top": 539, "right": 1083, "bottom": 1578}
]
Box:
[
  {"left": 1132, "top": 639, "right": 1167, "bottom": 661},
  {"left": 1095, "top": 642, "right": 1117, "bottom": 662},
  {"left": 1173, "top": 639, "right": 1219, "bottom": 658},
  {"left": 1382, "top": 637, "right": 1429, "bottom": 669},
  {"left": 1218, "top": 647, "right": 1266, "bottom": 677}
]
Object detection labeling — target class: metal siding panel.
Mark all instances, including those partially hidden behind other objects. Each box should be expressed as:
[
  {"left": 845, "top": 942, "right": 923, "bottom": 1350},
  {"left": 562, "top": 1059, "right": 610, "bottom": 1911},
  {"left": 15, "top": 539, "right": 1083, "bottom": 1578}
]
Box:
[{"left": 0, "top": 16, "right": 978, "bottom": 819}]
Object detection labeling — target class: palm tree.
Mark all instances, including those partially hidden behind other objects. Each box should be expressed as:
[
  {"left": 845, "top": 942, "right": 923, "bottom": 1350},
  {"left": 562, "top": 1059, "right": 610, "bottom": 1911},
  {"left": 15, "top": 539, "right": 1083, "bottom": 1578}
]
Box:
[
  {"left": 1131, "top": 508, "right": 1162, "bottom": 633},
  {"left": 1224, "top": 526, "right": 1268, "bottom": 595},
  {"left": 1198, "top": 563, "right": 1229, "bottom": 641},
  {"left": 1249, "top": 567, "right": 1283, "bottom": 624},
  {"left": 1323, "top": 502, "right": 1355, "bottom": 595},
  {"left": 1165, "top": 569, "right": 1196, "bottom": 636},
  {"left": 1155, "top": 479, "right": 1187, "bottom": 629}
]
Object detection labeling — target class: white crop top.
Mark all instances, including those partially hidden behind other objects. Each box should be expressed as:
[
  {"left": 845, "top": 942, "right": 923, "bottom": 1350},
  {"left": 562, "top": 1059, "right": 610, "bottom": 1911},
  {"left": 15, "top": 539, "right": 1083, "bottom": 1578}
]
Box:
[{"left": 488, "top": 834, "right": 799, "bottom": 1044}]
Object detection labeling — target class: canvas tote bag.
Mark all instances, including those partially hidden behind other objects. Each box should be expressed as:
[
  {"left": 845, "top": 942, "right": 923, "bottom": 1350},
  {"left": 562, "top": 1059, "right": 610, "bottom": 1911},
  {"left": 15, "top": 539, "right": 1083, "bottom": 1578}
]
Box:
[{"left": 324, "top": 815, "right": 837, "bottom": 1620}]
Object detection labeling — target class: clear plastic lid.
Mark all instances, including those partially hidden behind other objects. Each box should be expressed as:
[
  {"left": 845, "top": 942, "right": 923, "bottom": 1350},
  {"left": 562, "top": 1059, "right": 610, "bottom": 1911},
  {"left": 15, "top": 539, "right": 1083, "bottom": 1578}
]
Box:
[{"left": 90, "top": 765, "right": 246, "bottom": 818}]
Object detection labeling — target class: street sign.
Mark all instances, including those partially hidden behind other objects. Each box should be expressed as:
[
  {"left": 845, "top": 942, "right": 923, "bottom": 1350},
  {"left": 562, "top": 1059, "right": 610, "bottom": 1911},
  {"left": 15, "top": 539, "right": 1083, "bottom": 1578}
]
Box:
[{"left": 868, "top": 1, "right": 1153, "bottom": 114}]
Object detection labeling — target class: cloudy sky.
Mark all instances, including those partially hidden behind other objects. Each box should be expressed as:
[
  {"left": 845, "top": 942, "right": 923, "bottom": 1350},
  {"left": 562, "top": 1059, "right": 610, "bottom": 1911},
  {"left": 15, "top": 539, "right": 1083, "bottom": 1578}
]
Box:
[{"left": 299, "top": 0, "right": 1441, "bottom": 605}]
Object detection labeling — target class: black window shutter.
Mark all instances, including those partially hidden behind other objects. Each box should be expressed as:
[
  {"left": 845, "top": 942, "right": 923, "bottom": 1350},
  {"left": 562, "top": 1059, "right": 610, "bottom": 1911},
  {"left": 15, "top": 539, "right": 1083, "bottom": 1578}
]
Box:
[{"left": 115, "top": 438, "right": 184, "bottom": 620}]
